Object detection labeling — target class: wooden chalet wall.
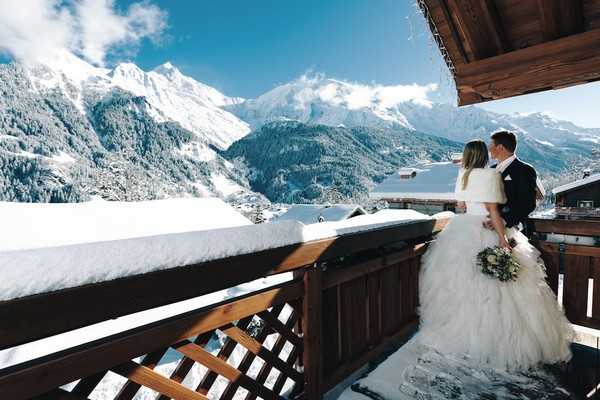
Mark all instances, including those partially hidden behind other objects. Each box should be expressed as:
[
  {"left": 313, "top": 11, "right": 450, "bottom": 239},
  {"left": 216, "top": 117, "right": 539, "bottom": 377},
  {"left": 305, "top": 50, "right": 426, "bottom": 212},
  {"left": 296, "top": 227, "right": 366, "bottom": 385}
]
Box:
[
  {"left": 556, "top": 182, "right": 600, "bottom": 208},
  {"left": 419, "top": 0, "right": 600, "bottom": 105}
]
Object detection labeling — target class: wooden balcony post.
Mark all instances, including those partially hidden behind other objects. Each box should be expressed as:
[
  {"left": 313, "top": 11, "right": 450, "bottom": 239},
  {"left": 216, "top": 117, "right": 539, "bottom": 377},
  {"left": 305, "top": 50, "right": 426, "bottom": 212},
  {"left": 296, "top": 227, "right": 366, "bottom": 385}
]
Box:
[{"left": 302, "top": 265, "right": 323, "bottom": 399}]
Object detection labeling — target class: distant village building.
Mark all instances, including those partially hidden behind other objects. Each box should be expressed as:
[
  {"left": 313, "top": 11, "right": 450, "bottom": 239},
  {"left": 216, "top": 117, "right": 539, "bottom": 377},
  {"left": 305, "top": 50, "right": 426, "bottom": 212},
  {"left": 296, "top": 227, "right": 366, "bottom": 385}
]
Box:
[
  {"left": 398, "top": 168, "right": 417, "bottom": 179},
  {"left": 451, "top": 152, "right": 463, "bottom": 164},
  {"left": 274, "top": 204, "right": 367, "bottom": 224},
  {"left": 552, "top": 173, "right": 600, "bottom": 219},
  {"left": 370, "top": 162, "right": 461, "bottom": 215}
]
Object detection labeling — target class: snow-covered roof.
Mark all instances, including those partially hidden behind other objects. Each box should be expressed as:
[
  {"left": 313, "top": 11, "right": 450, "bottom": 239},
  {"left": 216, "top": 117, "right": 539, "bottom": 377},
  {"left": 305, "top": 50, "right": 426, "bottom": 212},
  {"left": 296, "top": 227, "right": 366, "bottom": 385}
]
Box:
[
  {"left": 274, "top": 204, "right": 366, "bottom": 224},
  {"left": 398, "top": 168, "right": 417, "bottom": 176},
  {"left": 552, "top": 173, "right": 600, "bottom": 195},
  {"left": 370, "top": 162, "right": 460, "bottom": 201}
]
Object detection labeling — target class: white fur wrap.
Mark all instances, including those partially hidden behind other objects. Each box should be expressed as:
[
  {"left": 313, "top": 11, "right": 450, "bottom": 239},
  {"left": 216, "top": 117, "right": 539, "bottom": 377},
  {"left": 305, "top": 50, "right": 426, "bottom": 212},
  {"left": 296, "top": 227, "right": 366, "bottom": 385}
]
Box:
[{"left": 454, "top": 168, "right": 507, "bottom": 203}]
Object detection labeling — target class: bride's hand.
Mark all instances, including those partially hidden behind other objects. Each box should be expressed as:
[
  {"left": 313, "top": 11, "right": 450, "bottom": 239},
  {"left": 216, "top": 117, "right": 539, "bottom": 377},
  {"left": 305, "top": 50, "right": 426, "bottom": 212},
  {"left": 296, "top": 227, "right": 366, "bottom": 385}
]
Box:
[{"left": 499, "top": 237, "right": 512, "bottom": 251}]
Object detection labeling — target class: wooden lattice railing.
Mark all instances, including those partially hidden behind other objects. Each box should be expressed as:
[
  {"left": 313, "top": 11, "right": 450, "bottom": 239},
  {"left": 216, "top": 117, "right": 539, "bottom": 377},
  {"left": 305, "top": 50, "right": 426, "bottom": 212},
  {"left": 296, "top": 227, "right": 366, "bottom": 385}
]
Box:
[
  {"left": 0, "top": 218, "right": 448, "bottom": 400},
  {"left": 3, "top": 279, "right": 305, "bottom": 400}
]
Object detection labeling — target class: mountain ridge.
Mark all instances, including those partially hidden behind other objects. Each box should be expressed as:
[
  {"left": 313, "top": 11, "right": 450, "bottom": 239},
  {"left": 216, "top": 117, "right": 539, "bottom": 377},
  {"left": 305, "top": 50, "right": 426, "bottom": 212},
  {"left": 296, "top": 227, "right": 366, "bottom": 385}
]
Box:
[
  {"left": 0, "top": 62, "right": 255, "bottom": 204},
  {"left": 228, "top": 74, "right": 600, "bottom": 149},
  {"left": 1, "top": 54, "right": 598, "bottom": 207},
  {"left": 25, "top": 51, "right": 250, "bottom": 151}
]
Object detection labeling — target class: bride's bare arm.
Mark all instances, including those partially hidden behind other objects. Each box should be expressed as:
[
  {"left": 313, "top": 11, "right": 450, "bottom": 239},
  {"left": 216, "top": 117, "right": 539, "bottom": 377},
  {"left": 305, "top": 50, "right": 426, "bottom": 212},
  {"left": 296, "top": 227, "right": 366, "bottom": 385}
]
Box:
[{"left": 484, "top": 202, "right": 510, "bottom": 249}]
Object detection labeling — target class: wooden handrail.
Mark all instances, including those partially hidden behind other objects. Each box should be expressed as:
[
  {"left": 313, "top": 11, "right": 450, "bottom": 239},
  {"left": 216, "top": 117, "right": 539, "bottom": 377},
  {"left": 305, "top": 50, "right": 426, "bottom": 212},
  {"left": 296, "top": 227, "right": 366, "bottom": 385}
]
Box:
[
  {"left": 529, "top": 218, "right": 600, "bottom": 237},
  {"left": 0, "top": 218, "right": 447, "bottom": 350},
  {"left": 535, "top": 241, "right": 600, "bottom": 258}
]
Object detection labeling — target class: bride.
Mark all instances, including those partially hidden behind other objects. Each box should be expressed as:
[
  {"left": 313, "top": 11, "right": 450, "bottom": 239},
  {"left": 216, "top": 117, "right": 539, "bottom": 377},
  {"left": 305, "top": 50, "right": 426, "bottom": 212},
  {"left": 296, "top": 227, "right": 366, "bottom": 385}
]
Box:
[{"left": 418, "top": 139, "right": 573, "bottom": 371}]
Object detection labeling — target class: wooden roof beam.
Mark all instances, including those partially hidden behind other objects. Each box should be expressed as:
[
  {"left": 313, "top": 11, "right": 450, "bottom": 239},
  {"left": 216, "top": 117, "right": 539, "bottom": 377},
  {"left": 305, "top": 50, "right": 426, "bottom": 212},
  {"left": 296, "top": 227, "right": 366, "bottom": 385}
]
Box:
[
  {"left": 455, "top": 28, "right": 600, "bottom": 105},
  {"left": 537, "top": 0, "right": 584, "bottom": 41}
]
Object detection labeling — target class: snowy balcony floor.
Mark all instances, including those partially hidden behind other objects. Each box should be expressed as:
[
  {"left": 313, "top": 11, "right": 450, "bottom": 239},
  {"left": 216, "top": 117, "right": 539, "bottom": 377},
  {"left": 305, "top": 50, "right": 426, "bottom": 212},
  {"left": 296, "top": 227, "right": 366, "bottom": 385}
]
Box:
[{"left": 336, "top": 332, "right": 600, "bottom": 400}]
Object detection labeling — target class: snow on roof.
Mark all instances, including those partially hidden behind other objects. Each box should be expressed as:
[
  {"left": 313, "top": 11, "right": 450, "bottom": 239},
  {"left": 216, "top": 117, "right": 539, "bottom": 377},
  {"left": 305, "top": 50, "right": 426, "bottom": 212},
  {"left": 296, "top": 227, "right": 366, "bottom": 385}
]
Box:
[
  {"left": 0, "top": 202, "right": 432, "bottom": 302},
  {"left": 0, "top": 198, "right": 251, "bottom": 253},
  {"left": 275, "top": 204, "right": 366, "bottom": 224},
  {"left": 398, "top": 168, "right": 417, "bottom": 175},
  {"left": 370, "top": 162, "right": 460, "bottom": 201},
  {"left": 552, "top": 173, "right": 600, "bottom": 195}
]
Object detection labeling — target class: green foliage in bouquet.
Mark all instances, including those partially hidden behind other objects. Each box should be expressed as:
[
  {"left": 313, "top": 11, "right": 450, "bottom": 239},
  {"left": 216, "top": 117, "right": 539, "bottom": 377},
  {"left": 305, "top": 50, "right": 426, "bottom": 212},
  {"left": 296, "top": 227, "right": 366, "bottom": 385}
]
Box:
[{"left": 477, "top": 246, "right": 521, "bottom": 282}]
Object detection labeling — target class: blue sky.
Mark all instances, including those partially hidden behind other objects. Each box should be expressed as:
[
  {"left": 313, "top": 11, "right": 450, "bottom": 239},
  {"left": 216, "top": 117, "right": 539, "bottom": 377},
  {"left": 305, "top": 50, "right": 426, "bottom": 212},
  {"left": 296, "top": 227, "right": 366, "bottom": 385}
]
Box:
[
  {"left": 121, "top": 0, "right": 600, "bottom": 128},
  {"left": 121, "top": 0, "right": 453, "bottom": 100},
  {"left": 1, "top": 0, "right": 599, "bottom": 127}
]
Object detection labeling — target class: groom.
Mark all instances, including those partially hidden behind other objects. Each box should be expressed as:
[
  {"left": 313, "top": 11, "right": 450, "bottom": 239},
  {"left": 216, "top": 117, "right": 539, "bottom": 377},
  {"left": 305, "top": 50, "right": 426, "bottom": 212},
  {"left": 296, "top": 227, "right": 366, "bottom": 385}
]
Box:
[{"left": 484, "top": 130, "right": 538, "bottom": 235}]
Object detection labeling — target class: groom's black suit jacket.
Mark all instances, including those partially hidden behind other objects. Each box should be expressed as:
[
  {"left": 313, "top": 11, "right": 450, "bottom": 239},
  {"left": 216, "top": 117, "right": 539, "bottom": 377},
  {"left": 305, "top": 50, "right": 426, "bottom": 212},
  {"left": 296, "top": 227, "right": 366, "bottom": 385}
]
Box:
[{"left": 491, "top": 158, "right": 537, "bottom": 229}]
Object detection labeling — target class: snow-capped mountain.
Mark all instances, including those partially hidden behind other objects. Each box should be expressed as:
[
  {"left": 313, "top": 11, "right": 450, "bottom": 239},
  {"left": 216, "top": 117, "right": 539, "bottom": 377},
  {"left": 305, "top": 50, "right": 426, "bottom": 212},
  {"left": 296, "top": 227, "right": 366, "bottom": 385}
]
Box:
[
  {"left": 3, "top": 53, "right": 598, "bottom": 206},
  {"left": 396, "top": 102, "right": 600, "bottom": 147},
  {"left": 0, "top": 59, "right": 260, "bottom": 206},
  {"left": 25, "top": 51, "right": 250, "bottom": 150},
  {"left": 228, "top": 74, "right": 600, "bottom": 153},
  {"left": 226, "top": 74, "right": 434, "bottom": 130},
  {"left": 227, "top": 74, "right": 600, "bottom": 180}
]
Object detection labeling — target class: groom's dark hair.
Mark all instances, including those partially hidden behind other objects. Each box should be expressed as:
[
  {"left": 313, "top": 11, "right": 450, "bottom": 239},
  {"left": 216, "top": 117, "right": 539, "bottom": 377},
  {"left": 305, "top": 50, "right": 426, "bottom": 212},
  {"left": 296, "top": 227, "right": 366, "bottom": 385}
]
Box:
[{"left": 490, "top": 130, "right": 517, "bottom": 153}]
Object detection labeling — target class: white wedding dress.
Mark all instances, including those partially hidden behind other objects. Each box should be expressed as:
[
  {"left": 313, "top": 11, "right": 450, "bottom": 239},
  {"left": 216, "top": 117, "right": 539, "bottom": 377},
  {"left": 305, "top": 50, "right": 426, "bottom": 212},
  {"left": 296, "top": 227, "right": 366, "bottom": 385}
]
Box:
[{"left": 418, "top": 168, "right": 573, "bottom": 371}]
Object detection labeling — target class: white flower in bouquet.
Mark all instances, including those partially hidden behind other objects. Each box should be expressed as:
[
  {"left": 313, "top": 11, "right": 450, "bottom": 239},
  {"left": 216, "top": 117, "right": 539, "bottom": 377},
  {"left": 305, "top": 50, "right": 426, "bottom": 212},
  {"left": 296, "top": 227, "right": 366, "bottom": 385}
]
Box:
[{"left": 477, "top": 246, "right": 521, "bottom": 282}]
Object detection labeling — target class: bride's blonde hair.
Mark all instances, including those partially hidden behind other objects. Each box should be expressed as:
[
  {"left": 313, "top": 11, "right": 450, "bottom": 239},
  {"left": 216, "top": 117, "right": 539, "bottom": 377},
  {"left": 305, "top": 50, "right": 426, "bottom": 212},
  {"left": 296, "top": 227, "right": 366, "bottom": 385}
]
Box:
[{"left": 461, "top": 139, "right": 489, "bottom": 189}]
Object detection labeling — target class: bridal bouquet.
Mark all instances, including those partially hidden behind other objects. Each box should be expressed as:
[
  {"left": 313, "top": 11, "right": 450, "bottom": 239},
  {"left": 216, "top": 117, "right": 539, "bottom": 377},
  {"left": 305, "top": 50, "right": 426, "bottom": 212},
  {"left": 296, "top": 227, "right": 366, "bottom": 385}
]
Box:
[{"left": 477, "top": 246, "right": 521, "bottom": 282}]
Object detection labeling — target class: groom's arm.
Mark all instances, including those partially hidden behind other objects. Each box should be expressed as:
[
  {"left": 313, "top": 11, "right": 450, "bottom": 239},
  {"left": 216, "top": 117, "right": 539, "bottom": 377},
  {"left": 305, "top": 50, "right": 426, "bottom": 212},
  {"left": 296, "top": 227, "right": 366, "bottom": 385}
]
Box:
[
  {"left": 503, "top": 164, "right": 537, "bottom": 227},
  {"left": 522, "top": 165, "right": 538, "bottom": 216}
]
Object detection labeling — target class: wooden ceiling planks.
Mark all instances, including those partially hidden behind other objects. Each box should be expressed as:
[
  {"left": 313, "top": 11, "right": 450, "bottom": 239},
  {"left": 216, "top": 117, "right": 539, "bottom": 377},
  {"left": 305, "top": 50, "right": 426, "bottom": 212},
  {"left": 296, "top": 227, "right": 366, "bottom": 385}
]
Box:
[
  {"left": 584, "top": 0, "right": 600, "bottom": 30},
  {"left": 419, "top": 0, "right": 600, "bottom": 105},
  {"left": 496, "top": 0, "right": 543, "bottom": 49},
  {"left": 537, "top": 0, "right": 584, "bottom": 40}
]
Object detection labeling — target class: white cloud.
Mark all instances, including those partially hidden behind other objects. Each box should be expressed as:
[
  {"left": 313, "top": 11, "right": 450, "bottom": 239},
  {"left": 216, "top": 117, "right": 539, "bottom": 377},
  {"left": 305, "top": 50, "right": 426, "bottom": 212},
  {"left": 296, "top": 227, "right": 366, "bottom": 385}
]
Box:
[
  {"left": 0, "top": 0, "right": 167, "bottom": 67},
  {"left": 0, "top": 1, "right": 75, "bottom": 65},
  {"left": 375, "top": 83, "right": 438, "bottom": 108},
  {"left": 295, "top": 74, "right": 438, "bottom": 110},
  {"left": 76, "top": 0, "right": 167, "bottom": 65}
]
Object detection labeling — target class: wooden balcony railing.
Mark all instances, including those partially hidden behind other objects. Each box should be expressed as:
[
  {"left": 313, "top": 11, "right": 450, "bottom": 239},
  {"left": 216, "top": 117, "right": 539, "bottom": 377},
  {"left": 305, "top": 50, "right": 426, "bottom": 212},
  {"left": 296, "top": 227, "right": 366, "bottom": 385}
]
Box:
[
  {"left": 0, "top": 218, "right": 447, "bottom": 400},
  {"left": 530, "top": 218, "right": 600, "bottom": 330}
]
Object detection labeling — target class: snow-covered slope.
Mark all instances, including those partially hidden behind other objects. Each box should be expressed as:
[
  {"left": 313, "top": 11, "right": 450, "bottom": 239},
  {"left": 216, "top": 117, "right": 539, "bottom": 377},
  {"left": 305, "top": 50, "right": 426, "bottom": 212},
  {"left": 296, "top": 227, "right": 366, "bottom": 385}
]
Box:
[
  {"left": 25, "top": 51, "right": 250, "bottom": 150},
  {"left": 0, "top": 61, "right": 259, "bottom": 204},
  {"left": 107, "top": 62, "right": 249, "bottom": 149}
]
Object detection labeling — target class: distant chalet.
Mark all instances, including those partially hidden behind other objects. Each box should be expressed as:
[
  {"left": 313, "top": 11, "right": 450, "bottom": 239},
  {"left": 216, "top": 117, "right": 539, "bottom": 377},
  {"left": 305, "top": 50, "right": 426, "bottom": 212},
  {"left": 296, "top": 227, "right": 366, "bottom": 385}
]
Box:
[
  {"left": 552, "top": 172, "right": 600, "bottom": 219},
  {"left": 274, "top": 204, "right": 366, "bottom": 224},
  {"left": 370, "top": 160, "right": 462, "bottom": 215}
]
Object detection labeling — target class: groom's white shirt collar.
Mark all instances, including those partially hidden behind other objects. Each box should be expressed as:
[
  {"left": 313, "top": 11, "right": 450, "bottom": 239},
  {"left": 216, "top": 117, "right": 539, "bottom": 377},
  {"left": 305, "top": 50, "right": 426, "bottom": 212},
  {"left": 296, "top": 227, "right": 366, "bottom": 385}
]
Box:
[{"left": 495, "top": 154, "right": 516, "bottom": 173}]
